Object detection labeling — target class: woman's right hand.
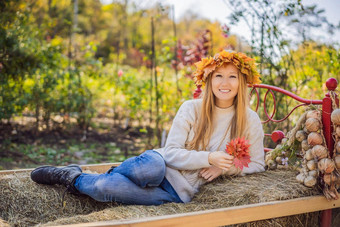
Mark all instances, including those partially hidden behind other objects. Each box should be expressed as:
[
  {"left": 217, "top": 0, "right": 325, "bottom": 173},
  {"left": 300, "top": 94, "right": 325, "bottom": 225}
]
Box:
[{"left": 208, "top": 151, "right": 234, "bottom": 171}]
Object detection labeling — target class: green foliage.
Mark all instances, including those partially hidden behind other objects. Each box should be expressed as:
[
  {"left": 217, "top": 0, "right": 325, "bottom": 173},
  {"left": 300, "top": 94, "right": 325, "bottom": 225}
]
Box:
[
  {"left": 1, "top": 0, "right": 339, "bottom": 152},
  {"left": 1, "top": 141, "right": 134, "bottom": 167},
  {"left": 228, "top": 0, "right": 339, "bottom": 139},
  {"left": 0, "top": 1, "right": 40, "bottom": 120},
  {"left": 286, "top": 42, "right": 340, "bottom": 100}
]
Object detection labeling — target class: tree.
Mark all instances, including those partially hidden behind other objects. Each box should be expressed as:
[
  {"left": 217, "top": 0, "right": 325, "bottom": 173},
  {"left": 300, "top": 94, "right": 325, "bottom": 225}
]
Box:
[
  {"left": 0, "top": 1, "right": 41, "bottom": 122},
  {"left": 224, "top": 0, "right": 339, "bottom": 135}
]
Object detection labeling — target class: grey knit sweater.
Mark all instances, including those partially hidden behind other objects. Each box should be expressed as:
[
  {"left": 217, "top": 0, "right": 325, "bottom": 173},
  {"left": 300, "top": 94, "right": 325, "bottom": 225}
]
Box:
[{"left": 154, "top": 99, "right": 265, "bottom": 203}]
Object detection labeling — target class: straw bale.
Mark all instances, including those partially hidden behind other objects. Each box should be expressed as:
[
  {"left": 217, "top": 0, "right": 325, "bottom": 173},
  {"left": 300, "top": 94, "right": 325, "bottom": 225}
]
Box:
[
  {"left": 0, "top": 218, "right": 10, "bottom": 227},
  {"left": 0, "top": 172, "right": 114, "bottom": 226},
  {"left": 0, "top": 169, "right": 324, "bottom": 226},
  {"left": 42, "top": 169, "right": 322, "bottom": 227}
]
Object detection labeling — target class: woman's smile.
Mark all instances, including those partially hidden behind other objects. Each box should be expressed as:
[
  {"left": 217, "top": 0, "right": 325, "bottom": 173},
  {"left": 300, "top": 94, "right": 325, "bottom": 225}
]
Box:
[
  {"left": 218, "top": 89, "right": 231, "bottom": 93},
  {"left": 211, "top": 63, "right": 239, "bottom": 108}
]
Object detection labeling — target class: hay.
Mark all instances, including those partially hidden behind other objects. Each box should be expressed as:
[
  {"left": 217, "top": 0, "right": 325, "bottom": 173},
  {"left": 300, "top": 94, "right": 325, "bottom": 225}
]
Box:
[
  {"left": 0, "top": 169, "right": 323, "bottom": 226},
  {"left": 42, "top": 170, "right": 323, "bottom": 227},
  {"left": 0, "top": 218, "right": 10, "bottom": 227},
  {"left": 0, "top": 171, "right": 114, "bottom": 226}
]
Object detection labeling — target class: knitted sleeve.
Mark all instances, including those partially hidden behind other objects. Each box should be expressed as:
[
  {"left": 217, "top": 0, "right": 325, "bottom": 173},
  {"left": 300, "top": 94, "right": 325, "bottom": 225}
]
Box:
[
  {"left": 241, "top": 110, "right": 265, "bottom": 175},
  {"left": 162, "top": 100, "right": 211, "bottom": 170},
  {"left": 222, "top": 109, "right": 265, "bottom": 176}
]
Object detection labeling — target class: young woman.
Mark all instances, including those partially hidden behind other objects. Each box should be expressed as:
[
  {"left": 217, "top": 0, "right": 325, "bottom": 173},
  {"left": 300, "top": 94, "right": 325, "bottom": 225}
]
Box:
[{"left": 31, "top": 51, "right": 265, "bottom": 205}]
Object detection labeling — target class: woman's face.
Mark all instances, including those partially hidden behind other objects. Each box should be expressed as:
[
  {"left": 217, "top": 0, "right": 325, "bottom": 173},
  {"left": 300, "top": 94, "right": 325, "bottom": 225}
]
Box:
[{"left": 211, "top": 64, "right": 239, "bottom": 108}]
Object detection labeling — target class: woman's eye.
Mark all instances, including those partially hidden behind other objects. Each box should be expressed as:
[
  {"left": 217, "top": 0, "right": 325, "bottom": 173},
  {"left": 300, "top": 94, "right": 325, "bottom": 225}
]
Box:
[
  {"left": 215, "top": 74, "right": 222, "bottom": 77},
  {"left": 230, "top": 75, "right": 237, "bottom": 78}
]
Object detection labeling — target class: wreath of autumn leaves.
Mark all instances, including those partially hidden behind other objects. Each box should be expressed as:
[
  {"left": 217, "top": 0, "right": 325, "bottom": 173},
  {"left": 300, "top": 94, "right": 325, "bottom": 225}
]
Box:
[{"left": 193, "top": 50, "right": 262, "bottom": 87}]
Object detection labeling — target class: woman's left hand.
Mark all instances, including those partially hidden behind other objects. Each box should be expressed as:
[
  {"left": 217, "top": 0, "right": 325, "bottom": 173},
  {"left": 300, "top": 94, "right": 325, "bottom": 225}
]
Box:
[{"left": 199, "top": 166, "right": 223, "bottom": 182}]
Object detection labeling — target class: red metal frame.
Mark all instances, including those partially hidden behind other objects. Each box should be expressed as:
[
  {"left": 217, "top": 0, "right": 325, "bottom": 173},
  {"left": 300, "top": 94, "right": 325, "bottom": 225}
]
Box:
[
  {"left": 249, "top": 78, "right": 339, "bottom": 227},
  {"left": 250, "top": 84, "right": 323, "bottom": 123}
]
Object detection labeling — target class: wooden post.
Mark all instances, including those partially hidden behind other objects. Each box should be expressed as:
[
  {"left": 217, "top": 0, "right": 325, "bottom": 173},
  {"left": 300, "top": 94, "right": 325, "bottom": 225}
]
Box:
[{"left": 320, "top": 77, "right": 338, "bottom": 227}]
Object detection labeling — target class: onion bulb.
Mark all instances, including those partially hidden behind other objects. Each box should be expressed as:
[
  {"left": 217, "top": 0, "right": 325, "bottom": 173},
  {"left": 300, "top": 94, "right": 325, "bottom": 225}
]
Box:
[
  {"left": 296, "top": 130, "right": 307, "bottom": 142},
  {"left": 305, "top": 149, "right": 314, "bottom": 161},
  {"left": 307, "top": 132, "right": 323, "bottom": 146},
  {"left": 299, "top": 168, "right": 305, "bottom": 174},
  {"left": 318, "top": 158, "right": 335, "bottom": 174},
  {"left": 275, "top": 156, "right": 282, "bottom": 164},
  {"left": 275, "top": 144, "right": 282, "bottom": 150},
  {"left": 281, "top": 138, "right": 288, "bottom": 144},
  {"left": 336, "top": 141, "right": 340, "bottom": 154},
  {"left": 311, "top": 145, "right": 328, "bottom": 160},
  {"left": 301, "top": 140, "right": 310, "bottom": 151},
  {"left": 307, "top": 160, "right": 316, "bottom": 170},
  {"left": 323, "top": 173, "right": 339, "bottom": 185},
  {"left": 335, "top": 155, "right": 340, "bottom": 169},
  {"left": 303, "top": 127, "right": 309, "bottom": 134},
  {"left": 265, "top": 154, "right": 273, "bottom": 163},
  {"left": 308, "top": 170, "right": 318, "bottom": 177},
  {"left": 331, "top": 109, "right": 340, "bottom": 125},
  {"left": 336, "top": 126, "right": 340, "bottom": 138},
  {"left": 306, "top": 110, "right": 320, "bottom": 120},
  {"left": 296, "top": 173, "right": 306, "bottom": 184},
  {"left": 305, "top": 118, "right": 321, "bottom": 132},
  {"left": 267, "top": 160, "right": 277, "bottom": 170},
  {"left": 304, "top": 176, "right": 317, "bottom": 187}
]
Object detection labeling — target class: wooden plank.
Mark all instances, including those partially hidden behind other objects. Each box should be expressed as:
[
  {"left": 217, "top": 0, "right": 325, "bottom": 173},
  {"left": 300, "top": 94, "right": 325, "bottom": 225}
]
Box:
[
  {"left": 80, "top": 163, "right": 120, "bottom": 173},
  {"left": 0, "top": 163, "right": 121, "bottom": 176},
  {"left": 0, "top": 217, "right": 10, "bottom": 227},
  {"left": 55, "top": 195, "right": 340, "bottom": 227}
]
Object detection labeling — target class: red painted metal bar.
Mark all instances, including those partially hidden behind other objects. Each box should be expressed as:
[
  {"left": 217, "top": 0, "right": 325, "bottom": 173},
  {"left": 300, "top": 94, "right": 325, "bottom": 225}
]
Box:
[
  {"left": 249, "top": 87, "right": 260, "bottom": 112},
  {"left": 264, "top": 148, "right": 273, "bottom": 152},
  {"left": 251, "top": 83, "right": 323, "bottom": 105},
  {"left": 262, "top": 89, "right": 277, "bottom": 123},
  {"left": 320, "top": 210, "right": 333, "bottom": 227},
  {"left": 320, "top": 78, "right": 339, "bottom": 227},
  {"left": 264, "top": 103, "right": 309, "bottom": 123},
  {"left": 249, "top": 84, "right": 323, "bottom": 124}
]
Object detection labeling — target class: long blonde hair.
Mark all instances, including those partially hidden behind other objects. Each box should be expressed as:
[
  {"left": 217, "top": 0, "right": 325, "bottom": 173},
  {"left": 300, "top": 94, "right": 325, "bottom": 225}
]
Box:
[{"left": 187, "top": 63, "right": 249, "bottom": 151}]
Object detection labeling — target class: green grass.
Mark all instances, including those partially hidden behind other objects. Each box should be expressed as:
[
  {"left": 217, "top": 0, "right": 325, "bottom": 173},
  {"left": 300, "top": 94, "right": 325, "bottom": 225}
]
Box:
[{"left": 0, "top": 141, "right": 136, "bottom": 170}]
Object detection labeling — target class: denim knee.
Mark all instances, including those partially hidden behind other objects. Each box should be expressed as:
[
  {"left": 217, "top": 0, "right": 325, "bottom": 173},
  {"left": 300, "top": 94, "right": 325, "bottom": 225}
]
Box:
[
  {"left": 90, "top": 174, "right": 127, "bottom": 202},
  {"left": 138, "top": 150, "right": 166, "bottom": 187}
]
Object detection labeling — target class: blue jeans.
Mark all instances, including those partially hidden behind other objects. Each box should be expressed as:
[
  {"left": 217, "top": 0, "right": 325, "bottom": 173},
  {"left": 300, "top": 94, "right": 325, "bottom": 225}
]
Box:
[{"left": 74, "top": 150, "right": 183, "bottom": 205}]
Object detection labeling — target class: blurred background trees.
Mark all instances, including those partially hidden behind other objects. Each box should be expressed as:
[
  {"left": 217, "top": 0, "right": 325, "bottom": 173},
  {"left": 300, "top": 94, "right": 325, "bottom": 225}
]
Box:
[{"left": 0, "top": 0, "right": 339, "bottom": 167}]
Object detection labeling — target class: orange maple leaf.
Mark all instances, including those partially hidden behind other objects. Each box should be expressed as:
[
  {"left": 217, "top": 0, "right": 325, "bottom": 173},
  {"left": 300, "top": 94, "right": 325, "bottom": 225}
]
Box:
[{"left": 226, "top": 137, "right": 251, "bottom": 170}]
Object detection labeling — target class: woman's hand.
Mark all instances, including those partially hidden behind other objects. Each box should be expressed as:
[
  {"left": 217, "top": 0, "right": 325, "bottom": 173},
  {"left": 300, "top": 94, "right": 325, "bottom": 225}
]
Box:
[
  {"left": 200, "top": 166, "right": 222, "bottom": 182},
  {"left": 208, "top": 151, "right": 234, "bottom": 171}
]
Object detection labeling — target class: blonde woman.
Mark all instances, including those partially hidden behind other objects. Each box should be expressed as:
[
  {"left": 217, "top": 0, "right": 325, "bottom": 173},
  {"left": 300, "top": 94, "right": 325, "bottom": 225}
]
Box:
[{"left": 31, "top": 51, "right": 265, "bottom": 205}]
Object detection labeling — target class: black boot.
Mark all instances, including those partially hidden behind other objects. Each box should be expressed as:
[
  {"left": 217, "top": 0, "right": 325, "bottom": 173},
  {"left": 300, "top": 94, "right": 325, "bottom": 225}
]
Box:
[
  {"left": 106, "top": 165, "right": 117, "bottom": 174},
  {"left": 30, "top": 164, "right": 82, "bottom": 194}
]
